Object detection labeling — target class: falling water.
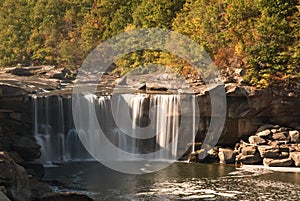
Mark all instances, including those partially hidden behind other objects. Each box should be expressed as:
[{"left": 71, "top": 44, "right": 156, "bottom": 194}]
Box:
[{"left": 33, "top": 93, "right": 192, "bottom": 165}]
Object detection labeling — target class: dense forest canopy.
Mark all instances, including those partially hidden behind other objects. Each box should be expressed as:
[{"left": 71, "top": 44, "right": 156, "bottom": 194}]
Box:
[{"left": 0, "top": 0, "right": 299, "bottom": 87}]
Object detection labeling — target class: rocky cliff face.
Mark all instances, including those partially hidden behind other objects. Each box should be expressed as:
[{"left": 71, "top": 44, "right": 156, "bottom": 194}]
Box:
[{"left": 202, "top": 83, "right": 300, "bottom": 146}]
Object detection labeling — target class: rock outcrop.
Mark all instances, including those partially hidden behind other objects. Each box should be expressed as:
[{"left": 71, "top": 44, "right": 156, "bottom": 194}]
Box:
[
  {"left": 0, "top": 152, "right": 31, "bottom": 201},
  {"left": 195, "top": 125, "right": 300, "bottom": 167}
]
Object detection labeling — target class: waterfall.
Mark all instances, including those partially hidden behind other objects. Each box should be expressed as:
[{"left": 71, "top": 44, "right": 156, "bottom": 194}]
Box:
[{"left": 32, "top": 93, "right": 191, "bottom": 165}]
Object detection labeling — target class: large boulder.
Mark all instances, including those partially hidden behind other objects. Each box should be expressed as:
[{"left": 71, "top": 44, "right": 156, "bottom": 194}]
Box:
[
  {"left": 218, "top": 148, "right": 236, "bottom": 164},
  {"left": 270, "top": 132, "right": 289, "bottom": 141},
  {"left": 0, "top": 152, "right": 31, "bottom": 201},
  {"left": 263, "top": 158, "right": 292, "bottom": 167},
  {"left": 256, "top": 129, "right": 271, "bottom": 138},
  {"left": 258, "top": 145, "right": 280, "bottom": 158},
  {"left": 290, "top": 152, "right": 300, "bottom": 166},
  {"left": 236, "top": 153, "right": 262, "bottom": 164},
  {"left": 241, "top": 145, "right": 257, "bottom": 156},
  {"left": 248, "top": 136, "right": 266, "bottom": 145}
]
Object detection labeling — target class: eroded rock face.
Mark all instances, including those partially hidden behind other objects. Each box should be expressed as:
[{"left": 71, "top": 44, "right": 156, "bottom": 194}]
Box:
[{"left": 0, "top": 152, "right": 31, "bottom": 201}]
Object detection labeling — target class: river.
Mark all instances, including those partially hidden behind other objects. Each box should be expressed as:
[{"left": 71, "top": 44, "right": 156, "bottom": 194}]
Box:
[{"left": 44, "top": 162, "right": 300, "bottom": 200}]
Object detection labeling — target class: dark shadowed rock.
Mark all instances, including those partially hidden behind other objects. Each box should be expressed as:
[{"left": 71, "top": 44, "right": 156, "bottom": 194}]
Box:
[
  {"left": 20, "top": 162, "right": 44, "bottom": 178},
  {"left": 41, "top": 193, "right": 94, "bottom": 201},
  {"left": 0, "top": 192, "right": 10, "bottom": 201},
  {"left": 29, "top": 178, "right": 52, "bottom": 201},
  {"left": 237, "top": 153, "right": 262, "bottom": 164},
  {"left": 11, "top": 135, "right": 41, "bottom": 161},
  {"left": 0, "top": 152, "right": 31, "bottom": 201},
  {"left": 263, "top": 158, "right": 292, "bottom": 167}
]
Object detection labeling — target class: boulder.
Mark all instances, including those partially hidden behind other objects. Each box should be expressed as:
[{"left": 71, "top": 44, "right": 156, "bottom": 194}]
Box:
[
  {"left": 248, "top": 136, "right": 266, "bottom": 145},
  {"left": 203, "top": 148, "right": 219, "bottom": 163},
  {"left": 0, "top": 152, "right": 31, "bottom": 201},
  {"left": 11, "top": 135, "right": 41, "bottom": 161},
  {"left": 236, "top": 153, "right": 262, "bottom": 164},
  {"left": 241, "top": 145, "right": 257, "bottom": 156},
  {"left": 41, "top": 193, "right": 94, "bottom": 201},
  {"left": 256, "top": 129, "right": 271, "bottom": 137},
  {"left": 290, "top": 152, "right": 300, "bottom": 166},
  {"left": 263, "top": 158, "right": 292, "bottom": 167},
  {"left": 258, "top": 146, "right": 280, "bottom": 158},
  {"left": 271, "top": 132, "right": 288, "bottom": 141},
  {"left": 289, "top": 130, "right": 300, "bottom": 143},
  {"left": 218, "top": 148, "right": 236, "bottom": 164}
]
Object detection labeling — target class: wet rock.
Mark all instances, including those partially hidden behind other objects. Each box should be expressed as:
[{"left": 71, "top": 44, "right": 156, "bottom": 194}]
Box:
[
  {"left": 41, "top": 193, "right": 94, "bottom": 201},
  {"left": 248, "top": 136, "right": 266, "bottom": 145},
  {"left": 290, "top": 152, "right": 300, "bottom": 166},
  {"left": 189, "top": 151, "right": 200, "bottom": 163},
  {"left": 11, "top": 135, "right": 41, "bottom": 161},
  {"left": 218, "top": 148, "right": 236, "bottom": 164},
  {"left": 258, "top": 146, "right": 280, "bottom": 158},
  {"left": 263, "top": 158, "right": 292, "bottom": 167},
  {"left": 198, "top": 148, "right": 220, "bottom": 163},
  {"left": 289, "top": 130, "right": 300, "bottom": 143},
  {"left": 0, "top": 152, "right": 31, "bottom": 201},
  {"left": 236, "top": 153, "right": 262, "bottom": 164}
]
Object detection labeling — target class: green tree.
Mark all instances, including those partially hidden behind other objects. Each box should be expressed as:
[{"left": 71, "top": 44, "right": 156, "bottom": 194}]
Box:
[
  {"left": 246, "top": 0, "right": 299, "bottom": 87},
  {"left": 0, "top": 0, "right": 32, "bottom": 66}
]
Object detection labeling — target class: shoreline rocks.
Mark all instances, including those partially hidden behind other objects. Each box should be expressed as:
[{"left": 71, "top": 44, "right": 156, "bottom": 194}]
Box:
[{"left": 194, "top": 125, "right": 300, "bottom": 168}]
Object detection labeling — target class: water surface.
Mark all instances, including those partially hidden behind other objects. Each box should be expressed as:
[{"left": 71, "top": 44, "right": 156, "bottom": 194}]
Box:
[{"left": 44, "top": 162, "right": 300, "bottom": 200}]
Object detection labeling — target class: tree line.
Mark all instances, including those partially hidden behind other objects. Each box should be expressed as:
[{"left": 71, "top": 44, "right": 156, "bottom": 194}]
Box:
[{"left": 0, "top": 0, "right": 299, "bottom": 87}]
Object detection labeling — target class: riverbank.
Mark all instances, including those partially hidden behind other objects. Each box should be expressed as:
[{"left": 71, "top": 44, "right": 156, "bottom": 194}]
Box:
[{"left": 190, "top": 125, "right": 300, "bottom": 169}]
